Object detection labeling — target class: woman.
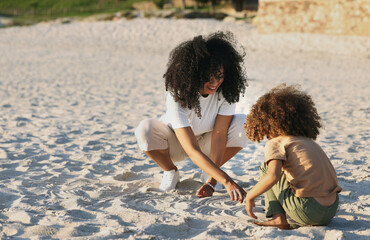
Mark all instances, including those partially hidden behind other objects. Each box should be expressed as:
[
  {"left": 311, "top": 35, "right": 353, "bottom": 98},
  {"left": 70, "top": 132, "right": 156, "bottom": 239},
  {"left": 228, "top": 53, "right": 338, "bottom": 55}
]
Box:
[{"left": 135, "top": 32, "right": 248, "bottom": 201}]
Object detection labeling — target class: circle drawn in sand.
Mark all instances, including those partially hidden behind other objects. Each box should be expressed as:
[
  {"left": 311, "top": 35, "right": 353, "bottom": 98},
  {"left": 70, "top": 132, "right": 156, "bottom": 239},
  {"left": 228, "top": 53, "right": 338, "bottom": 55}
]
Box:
[
  {"left": 123, "top": 193, "right": 172, "bottom": 213},
  {"left": 193, "top": 196, "right": 246, "bottom": 217}
]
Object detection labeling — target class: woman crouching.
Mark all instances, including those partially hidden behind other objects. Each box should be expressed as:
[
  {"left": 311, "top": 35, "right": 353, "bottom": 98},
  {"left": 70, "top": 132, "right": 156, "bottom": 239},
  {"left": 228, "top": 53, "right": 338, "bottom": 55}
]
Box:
[{"left": 135, "top": 31, "right": 248, "bottom": 201}]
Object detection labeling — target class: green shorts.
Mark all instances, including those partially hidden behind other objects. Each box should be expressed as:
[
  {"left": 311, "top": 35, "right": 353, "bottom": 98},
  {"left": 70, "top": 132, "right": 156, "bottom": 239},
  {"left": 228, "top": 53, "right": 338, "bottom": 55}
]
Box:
[{"left": 260, "top": 163, "right": 339, "bottom": 226}]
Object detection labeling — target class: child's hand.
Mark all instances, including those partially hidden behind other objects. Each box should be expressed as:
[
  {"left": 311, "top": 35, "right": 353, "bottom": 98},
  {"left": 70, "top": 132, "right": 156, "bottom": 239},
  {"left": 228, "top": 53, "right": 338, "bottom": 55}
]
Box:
[{"left": 245, "top": 196, "right": 257, "bottom": 219}]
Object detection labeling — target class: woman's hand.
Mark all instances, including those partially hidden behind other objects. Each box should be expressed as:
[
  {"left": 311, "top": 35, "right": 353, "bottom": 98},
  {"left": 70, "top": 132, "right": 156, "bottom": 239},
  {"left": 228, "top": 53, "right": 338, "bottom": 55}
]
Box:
[
  {"left": 225, "top": 181, "right": 246, "bottom": 203},
  {"left": 245, "top": 195, "right": 257, "bottom": 219},
  {"left": 196, "top": 182, "right": 215, "bottom": 198}
]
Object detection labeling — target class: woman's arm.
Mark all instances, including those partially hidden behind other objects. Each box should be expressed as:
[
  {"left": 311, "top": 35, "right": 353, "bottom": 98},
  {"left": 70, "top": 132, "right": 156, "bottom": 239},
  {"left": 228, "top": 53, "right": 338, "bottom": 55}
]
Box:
[
  {"left": 245, "top": 160, "right": 283, "bottom": 219},
  {"left": 209, "top": 114, "right": 233, "bottom": 167},
  {"left": 204, "top": 114, "right": 233, "bottom": 188},
  {"left": 174, "top": 127, "right": 245, "bottom": 202}
]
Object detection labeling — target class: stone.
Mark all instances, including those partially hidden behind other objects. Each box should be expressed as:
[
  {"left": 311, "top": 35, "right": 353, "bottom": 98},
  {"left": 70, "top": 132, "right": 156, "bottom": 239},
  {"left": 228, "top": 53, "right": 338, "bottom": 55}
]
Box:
[
  {"left": 256, "top": 0, "right": 370, "bottom": 36},
  {"left": 132, "top": 1, "right": 159, "bottom": 11}
]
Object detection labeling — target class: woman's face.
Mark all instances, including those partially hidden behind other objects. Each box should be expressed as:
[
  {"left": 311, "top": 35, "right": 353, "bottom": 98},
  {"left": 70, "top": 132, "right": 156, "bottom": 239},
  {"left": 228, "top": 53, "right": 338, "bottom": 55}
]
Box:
[{"left": 200, "top": 68, "right": 224, "bottom": 97}]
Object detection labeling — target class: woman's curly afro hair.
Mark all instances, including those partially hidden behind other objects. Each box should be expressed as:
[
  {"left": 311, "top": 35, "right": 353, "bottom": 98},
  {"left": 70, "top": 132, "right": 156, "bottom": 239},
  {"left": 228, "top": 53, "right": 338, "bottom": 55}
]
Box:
[
  {"left": 164, "top": 31, "right": 247, "bottom": 117},
  {"left": 245, "top": 84, "right": 322, "bottom": 142}
]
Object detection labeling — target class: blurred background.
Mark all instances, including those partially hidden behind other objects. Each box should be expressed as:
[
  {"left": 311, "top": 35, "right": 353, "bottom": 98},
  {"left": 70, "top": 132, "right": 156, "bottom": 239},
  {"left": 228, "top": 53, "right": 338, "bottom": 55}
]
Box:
[{"left": 0, "top": 0, "right": 369, "bottom": 36}]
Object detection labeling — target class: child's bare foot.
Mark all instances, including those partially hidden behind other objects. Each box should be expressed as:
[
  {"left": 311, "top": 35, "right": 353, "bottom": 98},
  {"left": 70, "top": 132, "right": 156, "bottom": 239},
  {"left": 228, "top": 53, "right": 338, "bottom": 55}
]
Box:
[{"left": 253, "top": 213, "right": 291, "bottom": 229}]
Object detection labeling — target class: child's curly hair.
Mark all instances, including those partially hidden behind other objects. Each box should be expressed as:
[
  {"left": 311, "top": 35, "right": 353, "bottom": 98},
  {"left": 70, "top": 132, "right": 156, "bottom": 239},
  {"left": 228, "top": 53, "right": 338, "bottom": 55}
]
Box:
[
  {"left": 245, "top": 84, "right": 322, "bottom": 142},
  {"left": 164, "top": 31, "right": 247, "bottom": 117}
]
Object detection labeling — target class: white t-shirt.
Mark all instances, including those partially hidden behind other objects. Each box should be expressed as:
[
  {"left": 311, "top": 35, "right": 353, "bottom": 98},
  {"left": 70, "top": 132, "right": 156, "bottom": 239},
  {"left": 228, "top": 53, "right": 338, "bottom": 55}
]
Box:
[{"left": 161, "top": 92, "right": 236, "bottom": 136}]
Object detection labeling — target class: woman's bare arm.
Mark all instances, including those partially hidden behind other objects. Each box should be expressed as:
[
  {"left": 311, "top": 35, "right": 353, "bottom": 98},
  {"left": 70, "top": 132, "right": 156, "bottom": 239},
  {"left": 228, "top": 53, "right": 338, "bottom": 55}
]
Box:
[
  {"left": 209, "top": 114, "right": 233, "bottom": 167},
  {"left": 174, "top": 127, "right": 245, "bottom": 202}
]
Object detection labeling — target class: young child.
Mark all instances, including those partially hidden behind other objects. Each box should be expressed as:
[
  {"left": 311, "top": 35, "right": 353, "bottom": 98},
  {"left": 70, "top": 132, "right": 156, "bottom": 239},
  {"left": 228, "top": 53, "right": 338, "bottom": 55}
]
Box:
[{"left": 244, "top": 84, "right": 342, "bottom": 229}]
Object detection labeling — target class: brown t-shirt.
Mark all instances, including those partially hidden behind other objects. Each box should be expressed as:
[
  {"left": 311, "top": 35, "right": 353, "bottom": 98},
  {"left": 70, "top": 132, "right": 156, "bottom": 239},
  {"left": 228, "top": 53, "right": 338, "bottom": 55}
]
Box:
[{"left": 265, "top": 136, "right": 342, "bottom": 198}]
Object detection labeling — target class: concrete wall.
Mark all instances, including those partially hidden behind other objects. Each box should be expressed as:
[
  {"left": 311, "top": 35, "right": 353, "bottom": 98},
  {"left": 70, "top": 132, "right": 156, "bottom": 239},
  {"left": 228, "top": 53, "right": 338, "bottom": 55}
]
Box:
[{"left": 255, "top": 0, "right": 370, "bottom": 36}]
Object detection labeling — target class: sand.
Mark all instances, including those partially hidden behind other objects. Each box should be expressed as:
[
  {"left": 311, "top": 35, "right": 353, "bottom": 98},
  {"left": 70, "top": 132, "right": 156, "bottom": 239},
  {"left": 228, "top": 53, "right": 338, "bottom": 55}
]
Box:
[{"left": 0, "top": 18, "right": 369, "bottom": 239}]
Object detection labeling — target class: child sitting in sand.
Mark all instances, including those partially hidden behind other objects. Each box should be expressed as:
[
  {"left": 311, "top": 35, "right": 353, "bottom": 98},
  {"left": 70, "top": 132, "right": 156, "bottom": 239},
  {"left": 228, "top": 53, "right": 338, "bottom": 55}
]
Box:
[{"left": 244, "top": 84, "right": 342, "bottom": 229}]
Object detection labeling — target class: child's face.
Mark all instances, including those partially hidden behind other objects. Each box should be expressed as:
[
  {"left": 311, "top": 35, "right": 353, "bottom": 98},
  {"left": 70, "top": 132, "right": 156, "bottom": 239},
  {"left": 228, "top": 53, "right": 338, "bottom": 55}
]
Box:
[{"left": 200, "top": 68, "right": 224, "bottom": 97}]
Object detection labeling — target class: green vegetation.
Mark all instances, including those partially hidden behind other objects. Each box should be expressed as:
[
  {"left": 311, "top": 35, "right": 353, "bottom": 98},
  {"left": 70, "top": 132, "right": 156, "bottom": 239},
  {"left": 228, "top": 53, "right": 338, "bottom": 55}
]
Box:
[
  {"left": 0, "top": 0, "right": 256, "bottom": 27},
  {"left": 0, "top": 0, "right": 155, "bottom": 26},
  {"left": 0, "top": 0, "right": 147, "bottom": 18}
]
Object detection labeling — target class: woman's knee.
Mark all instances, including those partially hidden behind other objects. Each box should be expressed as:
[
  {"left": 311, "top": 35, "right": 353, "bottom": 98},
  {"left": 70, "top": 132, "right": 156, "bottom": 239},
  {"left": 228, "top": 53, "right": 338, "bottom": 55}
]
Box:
[
  {"left": 135, "top": 119, "right": 173, "bottom": 152},
  {"left": 135, "top": 118, "right": 162, "bottom": 139},
  {"left": 135, "top": 119, "right": 159, "bottom": 150},
  {"left": 226, "top": 114, "right": 248, "bottom": 148},
  {"left": 232, "top": 114, "right": 247, "bottom": 127}
]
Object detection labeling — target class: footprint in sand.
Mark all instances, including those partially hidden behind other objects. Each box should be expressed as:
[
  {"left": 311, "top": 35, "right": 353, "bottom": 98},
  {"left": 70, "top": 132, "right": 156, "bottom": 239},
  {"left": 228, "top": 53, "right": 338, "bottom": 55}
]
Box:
[
  {"left": 71, "top": 224, "right": 100, "bottom": 237},
  {"left": 24, "top": 225, "right": 59, "bottom": 237},
  {"left": 7, "top": 210, "right": 32, "bottom": 224},
  {"left": 0, "top": 148, "right": 7, "bottom": 158},
  {"left": 0, "top": 191, "right": 20, "bottom": 210},
  {"left": 114, "top": 172, "right": 154, "bottom": 194},
  {"left": 114, "top": 172, "right": 140, "bottom": 181}
]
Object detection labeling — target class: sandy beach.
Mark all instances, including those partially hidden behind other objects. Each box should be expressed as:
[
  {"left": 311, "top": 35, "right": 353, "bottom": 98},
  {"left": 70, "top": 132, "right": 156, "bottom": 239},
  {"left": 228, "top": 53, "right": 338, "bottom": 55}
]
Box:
[{"left": 0, "top": 18, "right": 369, "bottom": 239}]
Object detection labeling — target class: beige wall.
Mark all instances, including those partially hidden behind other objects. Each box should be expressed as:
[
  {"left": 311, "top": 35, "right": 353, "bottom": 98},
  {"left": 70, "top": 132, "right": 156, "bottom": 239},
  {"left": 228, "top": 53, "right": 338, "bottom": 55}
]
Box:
[{"left": 255, "top": 0, "right": 370, "bottom": 36}]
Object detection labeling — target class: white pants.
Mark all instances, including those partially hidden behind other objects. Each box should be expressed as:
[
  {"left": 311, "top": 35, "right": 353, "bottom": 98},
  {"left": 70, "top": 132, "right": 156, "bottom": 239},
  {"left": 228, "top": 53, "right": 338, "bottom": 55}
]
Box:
[{"left": 135, "top": 114, "right": 247, "bottom": 162}]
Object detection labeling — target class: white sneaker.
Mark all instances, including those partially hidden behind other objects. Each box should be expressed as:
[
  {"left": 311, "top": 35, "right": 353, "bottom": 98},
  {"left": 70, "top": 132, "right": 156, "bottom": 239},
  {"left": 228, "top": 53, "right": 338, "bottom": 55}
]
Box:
[
  {"left": 200, "top": 171, "right": 224, "bottom": 190},
  {"left": 158, "top": 169, "right": 180, "bottom": 191}
]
